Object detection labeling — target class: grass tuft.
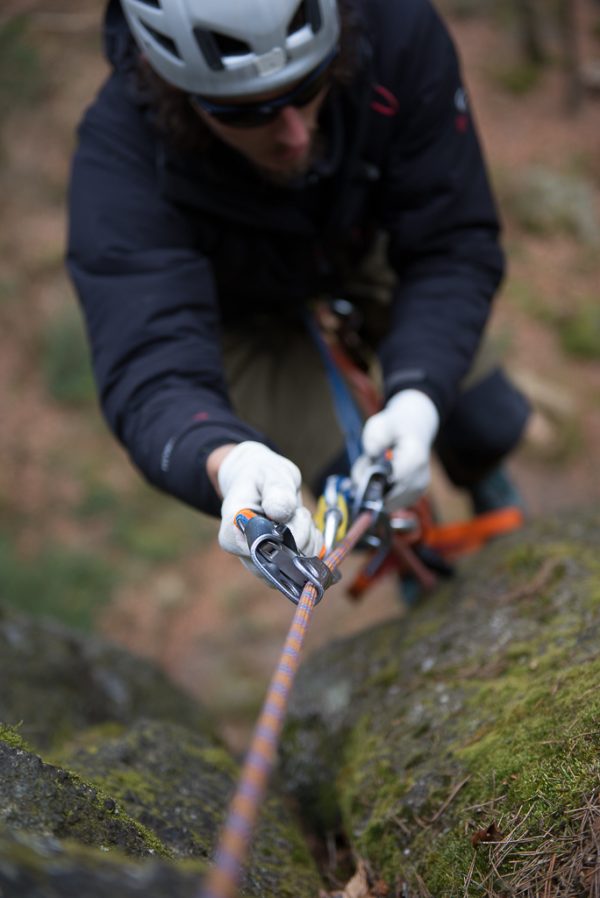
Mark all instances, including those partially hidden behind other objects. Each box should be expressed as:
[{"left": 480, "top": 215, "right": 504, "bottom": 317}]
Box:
[
  {"left": 0, "top": 536, "right": 116, "bottom": 630},
  {"left": 0, "top": 17, "right": 44, "bottom": 122},
  {"left": 42, "top": 305, "right": 96, "bottom": 406}
]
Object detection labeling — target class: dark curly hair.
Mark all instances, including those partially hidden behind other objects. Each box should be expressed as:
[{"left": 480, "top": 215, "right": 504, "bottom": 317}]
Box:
[{"left": 135, "top": 0, "right": 362, "bottom": 154}]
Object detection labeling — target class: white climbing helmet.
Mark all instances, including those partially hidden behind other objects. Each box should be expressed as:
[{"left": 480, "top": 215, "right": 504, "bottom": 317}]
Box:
[{"left": 121, "top": 0, "right": 340, "bottom": 98}]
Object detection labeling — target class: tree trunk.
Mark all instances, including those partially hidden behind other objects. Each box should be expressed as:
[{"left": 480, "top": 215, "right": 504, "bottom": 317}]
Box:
[
  {"left": 516, "top": 0, "right": 547, "bottom": 65},
  {"left": 558, "top": 0, "right": 584, "bottom": 112}
]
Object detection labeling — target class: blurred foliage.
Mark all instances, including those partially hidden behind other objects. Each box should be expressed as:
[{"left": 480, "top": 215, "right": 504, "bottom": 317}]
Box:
[
  {"left": 42, "top": 304, "right": 96, "bottom": 406},
  {"left": 0, "top": 16, "right": 44, "bottom": 123},
  {"left": 0, "top": 277, "right": 19, "bottom": 306},
  {"left": 492, "top": 60, "right": 543, "bottom": 94},
  {"left": 0, "top": 475, "right": 216, "bottom": 632},
  {"left": 0, "top": 535, "right": 116, "bottom": 630},
  {"left": 560, "top": 304, "right": 600, "bottom": 359},
  {"left": 504, "top": 279, "right": 548, "bottom": 321},
  {"left": 502, "top": 165, "right": 600, "bottom": 243},
  {"left": 77, "top": 480, "right": 217, "bottom": 562}
]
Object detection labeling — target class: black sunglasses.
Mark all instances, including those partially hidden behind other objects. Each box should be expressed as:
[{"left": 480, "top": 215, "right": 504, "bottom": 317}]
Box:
[{"left": 190, "top": 49, "right": 337, "bottom": 129}]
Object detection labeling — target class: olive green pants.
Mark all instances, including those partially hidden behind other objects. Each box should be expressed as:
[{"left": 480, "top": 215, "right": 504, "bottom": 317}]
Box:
[
  {"left": 222, "top": 315, "right": 528, "bottom": 495},
  {"left": 221, "top": 235, "right": 529, "bottom": 493}
]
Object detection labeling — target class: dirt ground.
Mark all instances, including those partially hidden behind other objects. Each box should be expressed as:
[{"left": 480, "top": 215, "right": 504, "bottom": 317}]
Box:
[{"left": 1, "top": 0, "right": 599, "bottom": 750}]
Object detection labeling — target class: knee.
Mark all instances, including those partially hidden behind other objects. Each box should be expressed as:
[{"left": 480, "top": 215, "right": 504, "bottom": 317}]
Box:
[{"left": 435, "top": 368, "right": 531, "bottom": 486}]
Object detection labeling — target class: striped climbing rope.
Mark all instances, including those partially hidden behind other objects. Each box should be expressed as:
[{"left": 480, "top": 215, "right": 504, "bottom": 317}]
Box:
[{"left": 199, "top": 509, "right": 376, "bottom": 898}]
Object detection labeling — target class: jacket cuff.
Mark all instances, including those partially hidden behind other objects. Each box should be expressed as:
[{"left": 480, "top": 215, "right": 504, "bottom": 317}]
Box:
[
  {"left": 160, "top": 419, "right": 274, "bottom": 517},
  {"left": 383, "top": 370, "right": 448, "bottom": 420}
]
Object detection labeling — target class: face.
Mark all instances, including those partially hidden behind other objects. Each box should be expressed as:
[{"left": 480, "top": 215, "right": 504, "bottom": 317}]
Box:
[{"left": 193, "top": 85, "right": 329, "bottom": 181}]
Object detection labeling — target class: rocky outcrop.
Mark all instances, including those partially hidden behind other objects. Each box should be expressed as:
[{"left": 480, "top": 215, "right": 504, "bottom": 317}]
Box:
[
  {"left": 0, "top": 608, "right": 215, "bottom": 751},
  {"left": 4, "top": 508, "right": 600, "bottom": 897},
  {"left": 280, "top": 508, "right": 600, "bottom": 896},
  {"left": 0, "top": 608, "right": 322, "bottom": 898}
]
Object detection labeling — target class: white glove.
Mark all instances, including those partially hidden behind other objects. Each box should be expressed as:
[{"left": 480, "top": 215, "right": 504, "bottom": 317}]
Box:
[
  {"left": 217, "top": 442, "right": 323, "bottom": 578},
  {"left": 352, "top": 390, "right": 439, "bottom": 510}
]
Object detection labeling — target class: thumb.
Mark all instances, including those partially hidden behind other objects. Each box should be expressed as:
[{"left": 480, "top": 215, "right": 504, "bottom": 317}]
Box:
[
  {"left": 362, "top": 409, "right": 395, "bottom": 458},
  {"left": 260, "top": 458, "right": 301, "bottom": 522}
]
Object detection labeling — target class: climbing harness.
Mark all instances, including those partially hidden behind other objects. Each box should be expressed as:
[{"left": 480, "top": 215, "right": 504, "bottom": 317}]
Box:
[{"left": 199, "top": 301, "right": 525, "bottom": 897}]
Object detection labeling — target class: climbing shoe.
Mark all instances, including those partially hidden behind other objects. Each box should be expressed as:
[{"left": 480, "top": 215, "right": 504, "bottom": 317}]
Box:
[{"left": 469, "top": 467, "right": 525, "bottom": 516}]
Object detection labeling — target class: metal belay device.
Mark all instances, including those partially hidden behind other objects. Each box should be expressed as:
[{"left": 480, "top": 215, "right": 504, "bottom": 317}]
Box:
[{"left": 234, "top": 508, "right": 340, "bottom": 604}]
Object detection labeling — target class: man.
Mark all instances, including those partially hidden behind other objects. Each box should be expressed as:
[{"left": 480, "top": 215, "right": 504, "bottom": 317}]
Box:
[{"left": 67, "top": 0, "right": 529, "bottom": 577}]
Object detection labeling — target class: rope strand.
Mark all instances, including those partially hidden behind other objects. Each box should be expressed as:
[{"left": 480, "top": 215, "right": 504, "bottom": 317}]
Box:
[{"left": 199, "top": 510, "right": 375, "bottom": 898}]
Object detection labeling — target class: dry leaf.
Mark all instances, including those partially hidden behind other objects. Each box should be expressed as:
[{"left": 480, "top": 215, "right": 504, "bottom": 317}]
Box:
[
  {"left": 321, "top": 859, "right": 375, "bottom": 898},
  {"left": 471, "top": 821, "right": 504, "bottom": 848},
  {"left": 343, "top": 860, "right": 371, "bottom": 898}
]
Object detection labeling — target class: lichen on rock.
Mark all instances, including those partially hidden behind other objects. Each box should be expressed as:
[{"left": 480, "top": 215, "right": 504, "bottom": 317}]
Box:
[
  {"left": 0, "top": 606, "right": 217, "bottom": 752},
  {"left": 280, "top": 508, "right": 600, "bottom": 895},
  {"left": 0, "top": 610, "right": 323, "bottom": 897}
]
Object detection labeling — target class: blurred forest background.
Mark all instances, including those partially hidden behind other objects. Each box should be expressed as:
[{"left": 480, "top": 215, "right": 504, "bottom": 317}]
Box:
[{"left": 1, "top": 0, "right": 599, "bottom": 749}]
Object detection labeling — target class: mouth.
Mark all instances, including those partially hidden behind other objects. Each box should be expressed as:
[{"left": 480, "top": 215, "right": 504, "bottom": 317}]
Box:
[{"left": 267, "top": 140, "right": 312, "bottom": 171}]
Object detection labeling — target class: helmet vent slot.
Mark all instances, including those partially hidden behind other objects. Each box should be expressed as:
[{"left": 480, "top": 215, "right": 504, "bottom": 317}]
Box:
[
  {"left": 138, "top": 21, "right": 181, "bottom": 60},
  {"left": 194, "top": 29, "right": 251, "bottom": 71},
  {"left": 134, "top": 0, "right": 161, "bottom": 8},
  {"left": 288, "top": 0, "right": 322, "bottom": 36}
]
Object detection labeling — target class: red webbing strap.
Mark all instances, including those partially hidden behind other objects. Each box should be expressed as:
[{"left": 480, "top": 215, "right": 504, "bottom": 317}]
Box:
[{"left": 199, "top": 510, "right": 376, "bottom": 898}]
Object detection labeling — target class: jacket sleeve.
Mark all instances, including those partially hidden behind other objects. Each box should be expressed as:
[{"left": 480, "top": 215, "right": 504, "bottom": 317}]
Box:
[
  {"left": 67, "top": 74, "right": 266, "bottom": 516},
  {"left": 375, "top": 0, "right": 505, "bottom": 419}
]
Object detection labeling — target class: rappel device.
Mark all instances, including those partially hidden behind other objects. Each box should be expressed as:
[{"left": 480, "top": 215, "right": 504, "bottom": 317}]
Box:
[{"left": 234, "top": 508, "right": 340, "bottom": 605}]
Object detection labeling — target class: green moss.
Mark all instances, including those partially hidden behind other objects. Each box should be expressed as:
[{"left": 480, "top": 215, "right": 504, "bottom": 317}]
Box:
[
  {"left": 55, "top": 773, "right": 172, "bottom": 858},
  {"left": 52, "top": 723, "right": 127, "bottom": 759},
  {"left": 337, "top": 717, "right": 415, "bottom": 881},
  {"left": 0, "top": 535, "right": 116, "bottom": 630},
  {"left": 199, "top": 746, "right": 239, "bottom": 778},
  {"left": 0, "top": 827, "right": 208, "bottom": 896},
  {"left": 491, "top": 61, "right": 542, "bottom": 95},
  {"left": 42, "top": 305, "right": 96, "bottom": 407},
  {"left": 0, "top": 740, "right": 171, "bottom": 858},
  {"left": 416, "top": 652, "right": 600, "bottom": 895},
  {"left": 0, "top": 16, "right": 44, "bottom": 122},
  {"left": 290, "top": 529, "right": 600, "bottom": 893},
  {"left": 351, "top": 649, "right": 600, "bottom": 894},
  {"left": 560, "top": 304, "right": 600, "bottom": 360},
  {"left": 0, "top": 724, "right": 31, "bottom": 751},
  {"left": 365, "top": 661, "right": 401, "bottom": 691}
]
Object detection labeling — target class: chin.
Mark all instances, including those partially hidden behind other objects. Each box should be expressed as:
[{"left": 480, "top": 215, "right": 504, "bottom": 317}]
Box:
[{"left": 259, "top": 149, "right": 313, "bottom": 184}]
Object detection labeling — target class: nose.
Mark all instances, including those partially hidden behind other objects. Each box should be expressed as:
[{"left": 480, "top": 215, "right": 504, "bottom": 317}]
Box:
[{"left": 274, "top": 105, "right": 311, "bottom": 151}]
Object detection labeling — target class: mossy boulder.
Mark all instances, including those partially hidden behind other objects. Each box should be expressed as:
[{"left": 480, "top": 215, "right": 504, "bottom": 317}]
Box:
[
  {"left": 0, "top": 611, "right": 323, "bottom": 897},
  {"left": 0, "top": 828, "right": 202, "bottom": 898},
  {"left": 0, "top": 737, "right": 165, "bottom": 857},
  {"left": 0, "top": 606, "right": 215, "bottom": 751},
  {"left": 55, "top": 718, "right": 321, "bottom": 895},
  {"left": 280, "top": 507, "right": 600, "bottom": 895}
]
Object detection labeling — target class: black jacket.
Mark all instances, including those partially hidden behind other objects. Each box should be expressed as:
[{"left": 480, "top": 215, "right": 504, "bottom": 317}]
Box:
[{"left": 67, "top": 0, "right": 504, "bottom": 516}]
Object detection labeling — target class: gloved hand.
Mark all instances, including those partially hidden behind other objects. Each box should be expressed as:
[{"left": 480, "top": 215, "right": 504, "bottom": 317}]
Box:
[
  {"left": 352, "top": 389, "right": 439, "bottom": 510},
  {"left": 217, "top": 441, "right": 323, "bottom": 579}
]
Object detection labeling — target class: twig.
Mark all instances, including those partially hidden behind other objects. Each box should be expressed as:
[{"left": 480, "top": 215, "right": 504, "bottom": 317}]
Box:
[
  {"left": 497, "top": 557, "right": 563, "bottom": 605},
  {"left": 414, "top": 873, "right": 433, "bottom": 898},
  {"left": 463, "top": 794, "right": 508, "bottom": 813},
  {"left": 462, "top": 851, "right": 477, "bottom": 897},
  {"left": 416, "top": 776, "right": 471, "bottom": 827}
]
